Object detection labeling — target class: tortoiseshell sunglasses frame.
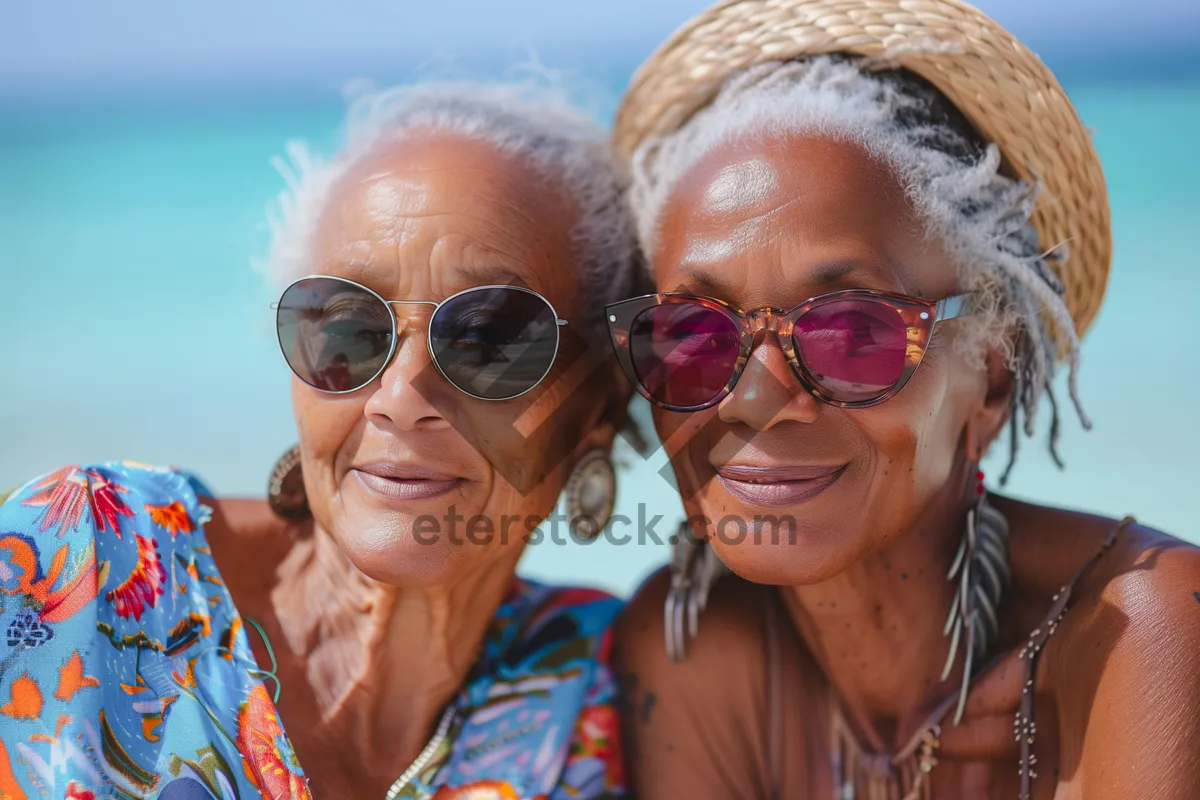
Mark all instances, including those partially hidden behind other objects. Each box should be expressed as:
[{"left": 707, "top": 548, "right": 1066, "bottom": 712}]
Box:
[{"left": 604, "top": 289, "right": 973, "bottom": 412}]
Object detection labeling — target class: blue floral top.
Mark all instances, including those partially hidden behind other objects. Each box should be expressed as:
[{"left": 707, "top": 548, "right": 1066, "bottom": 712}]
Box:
[{"left": 0, "top": 462, "right": 625, "bottom": 800}]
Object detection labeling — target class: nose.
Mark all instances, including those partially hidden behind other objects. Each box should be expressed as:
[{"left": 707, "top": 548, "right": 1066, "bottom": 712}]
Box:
[
  {"left": 717, "top": 332, "right": 821, "bottom": 430},
  {"left": 363, "top": 327, "right": 453, "bottom": 432}
]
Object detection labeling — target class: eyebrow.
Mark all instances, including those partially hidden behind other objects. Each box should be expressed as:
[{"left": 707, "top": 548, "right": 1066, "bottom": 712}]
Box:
[
  {"left": 454, "top": 262, "right": 539, "bottom": 290},
  {"left": 325, "top": 261, "right": 541, "bottom": 299},
  {"left": 807, "top": 260, "right": 865, "bottom": 287},
  {"left": 671, "top": 270, "right": 731, "bottom": 298}
]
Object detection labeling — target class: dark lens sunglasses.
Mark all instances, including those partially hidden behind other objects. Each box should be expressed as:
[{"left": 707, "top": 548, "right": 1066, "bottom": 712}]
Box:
[
  {"left": 605, "top": 289, "right": 973, "bottom": 411},
  {"left": 275, "top": 275, "right": 567, "bottom": 400}
]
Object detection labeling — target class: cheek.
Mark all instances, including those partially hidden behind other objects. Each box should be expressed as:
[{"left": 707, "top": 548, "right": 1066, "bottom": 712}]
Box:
[
  {"left": 855, "top": 408, "right": 927, "bottom": 486},
  {"left": 650, "top": 406, "right": 720, "bottom": 498},
  {"left": 291, "top": 379, "right": 364, "bottom": 488},
  {"left": 856, "top": 350, "right": 972, "bottom": 500},
  {"left": 461, "top": 386, "right": 590, "bottom": 519},
  {"left": 650, "top": 405, "right": 686, "bottom": 442}
]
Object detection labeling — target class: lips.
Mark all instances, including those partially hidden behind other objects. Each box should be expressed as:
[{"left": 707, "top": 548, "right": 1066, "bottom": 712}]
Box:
[
  {"left": 714, "top": 463, "right": 845, "bottom": 507},
  {"left": 351, "top": 462, "right": 465, "bottom": 502}
]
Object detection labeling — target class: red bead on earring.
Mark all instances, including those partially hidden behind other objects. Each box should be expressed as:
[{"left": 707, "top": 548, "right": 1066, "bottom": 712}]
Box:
[{"left": 976, "top": 470, "right": 986, "bottom": 497}]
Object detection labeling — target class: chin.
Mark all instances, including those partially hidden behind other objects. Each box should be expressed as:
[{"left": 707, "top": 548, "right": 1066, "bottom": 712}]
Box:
[
  {"left": 703, "top": 504, "right": 868, "bottom": 586},
  {"left": 328, "top": 505, "right": 485, "bottom": 588},
  {"left": 351, "top": 548, "right": 476, "bottom": 588}
]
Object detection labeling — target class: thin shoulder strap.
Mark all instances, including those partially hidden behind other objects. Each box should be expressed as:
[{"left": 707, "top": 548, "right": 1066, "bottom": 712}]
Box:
[
  {"left": 763, "top": 587, "right": 783, "bottom": 800},
  {"left": 1015, "top": 516, "right": 1135, "bottom": 799}
]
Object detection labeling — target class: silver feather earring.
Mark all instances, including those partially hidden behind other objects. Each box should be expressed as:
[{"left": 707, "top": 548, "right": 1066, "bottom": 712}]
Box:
[
  {"left": 941, "top": 469, "right": 1012, "bottom": 724},
  {"left": 664, "top": 522, "right": 728, "bottom": 662}
]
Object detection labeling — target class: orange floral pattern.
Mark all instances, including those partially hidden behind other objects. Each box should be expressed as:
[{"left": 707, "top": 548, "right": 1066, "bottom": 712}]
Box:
[
  {"left": 236, "top": 683, "right": 311, "bottom": 800},
  {"left": 0, "top": 674, "right": 43, "bottom": 720},
  {"left": 146, "top": 500, "right": 196, "bottom": 538},
  {"left": 54, "top": 651, "right": 101, "bottom": 701},
  {"left": 1, "top": 463, "right": 624, "bottom": 800}
]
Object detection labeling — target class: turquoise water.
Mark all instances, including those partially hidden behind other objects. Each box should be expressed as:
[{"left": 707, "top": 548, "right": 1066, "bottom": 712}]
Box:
[{"left": 1, "top": 80, "right": 1197, "bottom": 596}]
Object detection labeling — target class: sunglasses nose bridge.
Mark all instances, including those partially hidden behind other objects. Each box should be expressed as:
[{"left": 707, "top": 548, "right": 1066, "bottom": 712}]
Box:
[
  {"left": 384, "top": 299, "right": 436, "bottom": 331},
  {"left": 745, "top": 307, "right": 794, "bottom": 339},
  {"left": 739, "top": 310, "right": 793, "bottom": 362},
  {"left": 385, "top": 299, "right": 438, "bottom": 311}
]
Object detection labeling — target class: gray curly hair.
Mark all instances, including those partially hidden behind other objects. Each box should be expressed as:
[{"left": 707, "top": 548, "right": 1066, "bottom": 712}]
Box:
[
  {"left": 262, "top": 80, "right": 641, "bottom": 332},
  {"left": 629, "top": 56, "right": 1088, "bottom": 482}
]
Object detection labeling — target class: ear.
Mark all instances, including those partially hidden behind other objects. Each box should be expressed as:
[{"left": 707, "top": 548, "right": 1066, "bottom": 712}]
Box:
[{"left": 965, "top": 343, "right": 1015, "bottom": 462}]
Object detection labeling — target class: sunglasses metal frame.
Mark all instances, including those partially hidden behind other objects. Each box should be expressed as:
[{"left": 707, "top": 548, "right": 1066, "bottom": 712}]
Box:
[
  {"left": 274, "top": 274, "right": 569, "bottom": 400},
  {"left": 605, "top": 289, "right": 973, "bottom": 412}
]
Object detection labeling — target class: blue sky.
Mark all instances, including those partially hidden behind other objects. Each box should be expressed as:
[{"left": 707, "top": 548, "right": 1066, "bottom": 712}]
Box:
[{"left": 3, "top": 0, "right": 1199, "bottom": 102}]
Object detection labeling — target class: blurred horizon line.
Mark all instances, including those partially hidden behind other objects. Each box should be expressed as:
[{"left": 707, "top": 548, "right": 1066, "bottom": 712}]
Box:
[{"left": 2, "top": 37, "right": 1199, "bottom": 115}]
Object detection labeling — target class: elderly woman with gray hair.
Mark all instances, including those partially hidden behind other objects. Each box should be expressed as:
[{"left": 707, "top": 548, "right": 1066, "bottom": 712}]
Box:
[
  {"left": 608, "top": 1, "right": 1200, "bottom": 798},
  {"left": 0, "top": 83, "right": 636, "bottom": 799}
]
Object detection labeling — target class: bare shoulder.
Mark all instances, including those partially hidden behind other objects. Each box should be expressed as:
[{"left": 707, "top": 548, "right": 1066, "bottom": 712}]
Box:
[
  {"left": 200, "top": 495, "right": 285, "bottom": 536},
  {"left": 1015, "top": 503, "right": 1200, "bottom": 654},
  {"left": 201, "top": 496, "right": 307, "bottom": 598},
  {"left": 1052, "top": 512, "right": 1200, "bottom": 679},
  {"left": 612, "top": 566, "right": 777, "bottom": 800},
  {"left": 1011, "top": 503, "right": 1200, "bottom": 794},
  {"left": 998, "top": 497, "right": 1199, "bottom": 614},
  {"left": 1082, "top": 516, "right": 1198, "bottom": 615}
]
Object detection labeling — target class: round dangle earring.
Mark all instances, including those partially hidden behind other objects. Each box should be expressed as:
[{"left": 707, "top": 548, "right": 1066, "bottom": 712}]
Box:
[
  {"left": 564, "top": 449, "right": 616, "bottom": 540},
  {"left": 267, "top": 445, "right": 310, "bottom": 520}
]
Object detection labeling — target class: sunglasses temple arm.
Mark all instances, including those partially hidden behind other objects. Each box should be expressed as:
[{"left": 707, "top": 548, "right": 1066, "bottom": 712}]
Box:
[{"left": 936, "top": 293, "right": 974, "bottom": 321}]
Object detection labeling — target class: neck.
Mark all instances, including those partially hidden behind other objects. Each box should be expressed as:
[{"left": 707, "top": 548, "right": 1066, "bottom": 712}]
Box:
[
  {"left": 781, "top": 474, "right": 974, "bottom": 753},
  {"left": 270, "top": 526, "right": 518, "bottom": 771}
]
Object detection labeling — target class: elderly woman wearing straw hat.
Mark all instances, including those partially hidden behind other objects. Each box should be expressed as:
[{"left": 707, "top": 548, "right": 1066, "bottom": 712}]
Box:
[{"left": 607, "top": 1, "right": 1200, "bottom": 798}]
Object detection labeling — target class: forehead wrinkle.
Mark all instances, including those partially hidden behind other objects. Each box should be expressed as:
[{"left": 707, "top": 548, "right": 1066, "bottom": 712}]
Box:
[
  {"left": 351, "top": 132, "right": 569, "bottom": 231},
  {"left": 359, "top": 200, "right": 551, "bottom": 270},
  {"left": 434, "top": 235, "right": 536, "bottom": 274},
  {"left": 705, "top": 193, "right": 804, "bottom": 235},
  {"left": 323, "top": 136, "right": 575, "bottom": 300},
  {"left": 365, "top": 178, "right": 555, "bottom": 241},
  {"left": 667, "top": 192, "right": 920, "bottom": 304},
  {"left": 688, "top": 150, "right": 920, "bottom": 293}
]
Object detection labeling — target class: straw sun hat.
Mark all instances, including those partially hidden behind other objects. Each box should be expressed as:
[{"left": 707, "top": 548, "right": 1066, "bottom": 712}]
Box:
[{"left": 615, "top": 0, "right": 1111, "bottom": 339}]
